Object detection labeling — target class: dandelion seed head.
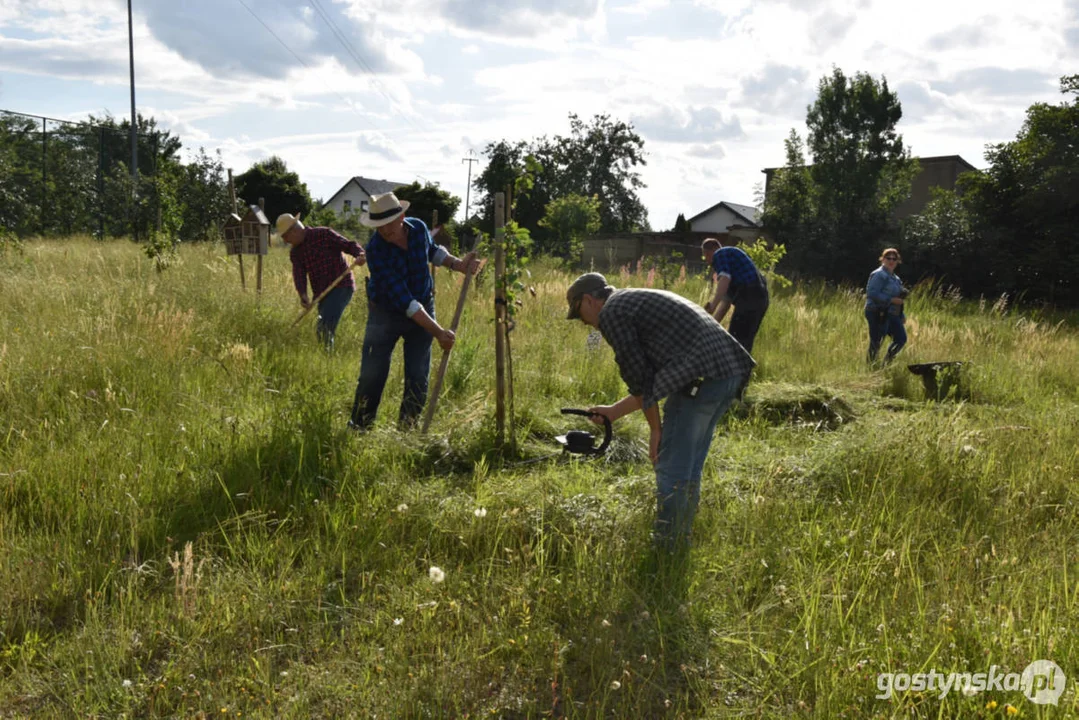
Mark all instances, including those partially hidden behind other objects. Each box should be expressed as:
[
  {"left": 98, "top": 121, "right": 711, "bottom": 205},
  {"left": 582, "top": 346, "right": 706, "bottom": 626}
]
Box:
[{"left": 428, "top": 566, "right": 445, "bottom": 583}]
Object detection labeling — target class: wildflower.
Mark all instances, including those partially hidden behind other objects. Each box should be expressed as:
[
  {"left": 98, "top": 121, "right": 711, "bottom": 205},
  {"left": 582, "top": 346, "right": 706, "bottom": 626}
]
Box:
[
  {"left": 601, "top": 619, "right": 611, "bottom": 627},
  {"left": 429, "top": 566, "right": 446, "bottom": 583},
  {"left": 1005, "top": 705, "right": 1019, "bottom": 716},
  {"left": 610, "top": 680, "right": 621, "bottom": 690},
  {"left": 279, "top": 671, "right": 288, "bottom": 677},
  {"left": 474, "top": 507, "right": 487, "bottom": 518},
  {"left": 122, "top": 679, "right": 133, "bottom": 688},
  {"left": 396, "top": 503, "right": 409, "bottom": 512},
  {"left": 393, "top": 618, "right": 403, "bottom": 626},
  {"left": 986, "top": 701, "right": 998, "bottom": 710}
]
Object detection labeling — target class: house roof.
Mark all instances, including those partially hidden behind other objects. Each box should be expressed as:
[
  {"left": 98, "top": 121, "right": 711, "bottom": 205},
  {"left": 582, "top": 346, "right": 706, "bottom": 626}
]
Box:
[
  {"left": 688, "top": 201, "right": 760, "bottom": 227},
  {"left": 324, "top": 176, "right": 411, "bottom": 207},
  {"left": 762, "top": 154, "right": 979, "bottom": 175}
]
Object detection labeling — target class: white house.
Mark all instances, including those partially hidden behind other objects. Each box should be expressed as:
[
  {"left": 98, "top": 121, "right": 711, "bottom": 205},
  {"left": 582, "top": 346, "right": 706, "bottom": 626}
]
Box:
[
  {"left": 687, "top": 201, "right": 760, "bottom": 234},
  {"left": 323, "top": 176, "right": 410, "bottom": 216}
]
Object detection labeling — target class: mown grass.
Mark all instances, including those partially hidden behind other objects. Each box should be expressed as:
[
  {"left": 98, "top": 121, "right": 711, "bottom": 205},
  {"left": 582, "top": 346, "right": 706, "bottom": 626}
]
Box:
[{"left": 1, "top": 238, "right": 1078, "bottom": 718}]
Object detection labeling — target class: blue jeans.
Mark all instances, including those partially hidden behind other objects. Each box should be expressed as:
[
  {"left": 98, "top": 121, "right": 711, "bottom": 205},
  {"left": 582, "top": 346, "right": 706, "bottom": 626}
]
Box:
[
  {"left": 654, "top": 374, "right": 745, "bottom": 545},
  {"left": 316, "top": 285, "right": 354, "bottom": 351},
  {"left": 349, "top": 300, "right": 434, "bottom": 429},
  {"left": 865, "top": 308, "right": 907, "bottom": 362}
]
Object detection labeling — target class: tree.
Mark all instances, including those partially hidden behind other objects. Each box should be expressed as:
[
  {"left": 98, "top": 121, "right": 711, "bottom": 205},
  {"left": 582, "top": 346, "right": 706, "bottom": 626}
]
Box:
[
  {"left": 673, "top": 213, "right": 690, "bottom": 232},
  {"left": 552, "top": 114, "right": 648, "bottom": 233},
  {"left": 472, "top": 114, "right": 649, "bottom": 253},
  {"left": 539, "top": 193, "right": 601, "bottom": 261},
  {"left": 760, "top": 130, "right": 822, "bottom": 275},
  {"left": 235, "top": 156, "right": 313, "bottom": 223},
  {"left": 957, "top": 74, "right": 1079, "bottom": 304},
  {"left": 901, "top": 187, "right": 977, "bottom": 290},
  {"left": 762, "top": 68, "right": 917, "bottom": 282},
  {"left": 87, "top": 113, "right": 182, "bottom": 180},
  {"left": 176, "top": 148, "right": 231, "bottom": 242},
  {"left": 394, "top": 181, "right": 461, "bottom": 228}
]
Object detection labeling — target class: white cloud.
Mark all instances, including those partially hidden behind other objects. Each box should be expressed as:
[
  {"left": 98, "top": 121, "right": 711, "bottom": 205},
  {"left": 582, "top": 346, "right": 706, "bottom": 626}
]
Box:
[
  {"left": 357, "top": 132, "right": 404, "bottom": 163},
  {"left": 0, "top": 0, "right": 1075, "bottom": 230}
]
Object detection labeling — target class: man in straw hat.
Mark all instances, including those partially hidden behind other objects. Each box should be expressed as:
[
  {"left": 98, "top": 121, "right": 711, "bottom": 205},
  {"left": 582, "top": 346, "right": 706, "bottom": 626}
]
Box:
[
  {"left": 566, "top": 272, "right": 755, "bottom": 549},
  {"left": 278, "top": 212, "right": 366, "bottom": 350},
  {"left": 348, "top": 191, "right": 481, "bottom": 430}
]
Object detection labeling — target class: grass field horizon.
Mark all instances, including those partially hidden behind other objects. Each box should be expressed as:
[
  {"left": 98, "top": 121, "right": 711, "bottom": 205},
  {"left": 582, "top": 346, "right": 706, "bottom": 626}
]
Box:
[{"left": 2, "top": 237, "right": 1079, "bottom": 718}]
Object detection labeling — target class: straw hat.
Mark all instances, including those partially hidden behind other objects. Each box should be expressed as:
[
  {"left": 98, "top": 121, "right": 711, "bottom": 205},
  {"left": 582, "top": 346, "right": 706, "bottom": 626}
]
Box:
[
  {"left": 360, "top": 192, "right": 411, "bottom": 228},
  {"left": 275, "top": 213, "right": 304, "bottom": 238}
]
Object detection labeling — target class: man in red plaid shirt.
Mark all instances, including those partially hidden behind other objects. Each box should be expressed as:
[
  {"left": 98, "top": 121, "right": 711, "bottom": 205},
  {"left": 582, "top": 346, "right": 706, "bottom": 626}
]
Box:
[{"left": 278, "top": 213, "right": 366, "bottom": 350}]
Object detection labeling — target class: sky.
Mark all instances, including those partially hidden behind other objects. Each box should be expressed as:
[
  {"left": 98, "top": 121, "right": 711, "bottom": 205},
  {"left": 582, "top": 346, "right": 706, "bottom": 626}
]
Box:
[{"left": 0, "top": 0, "right": 1076, "bottom": 229}]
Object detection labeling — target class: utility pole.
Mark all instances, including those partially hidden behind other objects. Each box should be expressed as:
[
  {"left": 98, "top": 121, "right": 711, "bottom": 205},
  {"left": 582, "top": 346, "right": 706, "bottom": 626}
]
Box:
[
  {"left": 127, "top": 0, "right": 139, "bottom": 240},
  {"left": 461, "top": 151, "right": 478, "bottom": 222}
]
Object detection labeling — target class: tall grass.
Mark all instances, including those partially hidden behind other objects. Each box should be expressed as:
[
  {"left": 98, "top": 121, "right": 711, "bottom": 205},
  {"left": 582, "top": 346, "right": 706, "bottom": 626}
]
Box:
[{"left": 1, "top": 238, "right": 1078, "bottom": 717}]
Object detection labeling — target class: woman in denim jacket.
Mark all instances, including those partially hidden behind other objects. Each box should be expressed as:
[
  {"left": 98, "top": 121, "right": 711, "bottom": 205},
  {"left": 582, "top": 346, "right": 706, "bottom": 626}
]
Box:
[{"left": 864, "top": 248, "right": 907, "bottom": 364}]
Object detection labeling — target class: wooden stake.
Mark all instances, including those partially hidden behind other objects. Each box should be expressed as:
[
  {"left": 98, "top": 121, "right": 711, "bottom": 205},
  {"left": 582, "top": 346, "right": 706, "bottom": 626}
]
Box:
[
  {"left": 430, "top": 208, "right": 438, "bottom": 299},
  {"left": 494, "top": 193, "right": 506, "bottom": 446},
  {"left": 256, "top": 197, "right": 265, "bottom": 295},
  {"left": 228, "top": 169, "right": 245, "bottom": 291},
  {"left": 421, "top": 252, "right": 477, "bottom": 434},
  {"left": 505, "top": 314, "right": 516, "bottom": 450}
]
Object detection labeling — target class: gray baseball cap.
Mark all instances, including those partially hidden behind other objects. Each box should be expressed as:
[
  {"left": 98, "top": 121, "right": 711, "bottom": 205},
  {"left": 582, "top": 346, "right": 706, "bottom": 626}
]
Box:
[{"left": 566, "top": 272, "right": 611, "bottom": 319}]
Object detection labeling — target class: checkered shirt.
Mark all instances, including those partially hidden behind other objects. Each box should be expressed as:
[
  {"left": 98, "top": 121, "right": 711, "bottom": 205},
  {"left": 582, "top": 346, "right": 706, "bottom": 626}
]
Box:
[
  {"left": 711, "top": 246, "right": 766, "bottom": 293},
  {"left": 597, "top": 288, "right": 755, "bottom": 409},
  {"left": 365, "top": 217, "right": 448, "bottom": 316},
  {"left": 290, "top": 227, "right": 364, "bottom": 298}
]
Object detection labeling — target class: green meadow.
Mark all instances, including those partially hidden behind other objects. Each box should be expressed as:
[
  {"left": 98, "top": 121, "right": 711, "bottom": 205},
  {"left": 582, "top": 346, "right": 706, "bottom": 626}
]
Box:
[{"left": 2, "top": 238, "right": 1078, "bottom": 718}]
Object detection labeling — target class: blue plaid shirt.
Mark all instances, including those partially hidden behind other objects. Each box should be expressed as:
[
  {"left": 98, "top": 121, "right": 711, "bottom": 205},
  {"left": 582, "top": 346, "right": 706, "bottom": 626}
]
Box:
[
  {"left": 711, "top": 247, "right": 766, "bottom": 296},
  {"left": 365, "top": 217, "right": 448, "bottom": 317},
  {"left": 598, "top": 289, "right": 755, "bottom": 410}
]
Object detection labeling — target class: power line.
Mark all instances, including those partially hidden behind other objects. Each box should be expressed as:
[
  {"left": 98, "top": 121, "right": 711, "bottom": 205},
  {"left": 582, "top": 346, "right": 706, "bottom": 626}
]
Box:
[
  {"left": 232, "top": 0, "right": 375, "bottom": 130},
  {"left": 305, "top": 0, "right": 429, "bottom": 136}
]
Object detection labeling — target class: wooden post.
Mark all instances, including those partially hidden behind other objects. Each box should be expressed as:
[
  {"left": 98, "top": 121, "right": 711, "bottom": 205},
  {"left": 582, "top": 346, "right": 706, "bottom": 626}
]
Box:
[
  {"left": 505, "top": 307, "right": 516, "bottom": 451},
  {"left": 257, "top": 197, "right": 265, "bottom": 295},
  {"left": 494, "top": 193, "right": 506, "bottom": 446},
  {"left": 502, "top": 184, "right": 515, "bottom": 449},
  {"left": 430, "top": 208, "right": 438, "bottom": 299},
  {"left": 421, "top": 254, "right": 476, "bottom": 434},
  {"left": 228, "top": 169, "right": 245, "bottom": 290}
]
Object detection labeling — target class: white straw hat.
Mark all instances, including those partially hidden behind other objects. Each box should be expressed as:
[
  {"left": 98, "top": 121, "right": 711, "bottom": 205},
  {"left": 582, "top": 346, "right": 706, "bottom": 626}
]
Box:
[{"left": 360, "top": 192, "right": 411, "bottom": 228}]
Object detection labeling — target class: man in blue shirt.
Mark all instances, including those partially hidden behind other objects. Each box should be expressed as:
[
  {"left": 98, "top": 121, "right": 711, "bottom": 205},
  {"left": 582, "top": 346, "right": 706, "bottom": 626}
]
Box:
[
  {"left": 348, "top": 192, "right": 479, "bottom": 430},
  {"left": 701, "top": 238, "right": 769, "bottom": 354}
]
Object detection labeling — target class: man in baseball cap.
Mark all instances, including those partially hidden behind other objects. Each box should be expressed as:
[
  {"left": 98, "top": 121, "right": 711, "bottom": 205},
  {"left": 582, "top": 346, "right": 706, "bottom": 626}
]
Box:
[{"left": 566, "top": 272, "right": 754, "bottom": 549}]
